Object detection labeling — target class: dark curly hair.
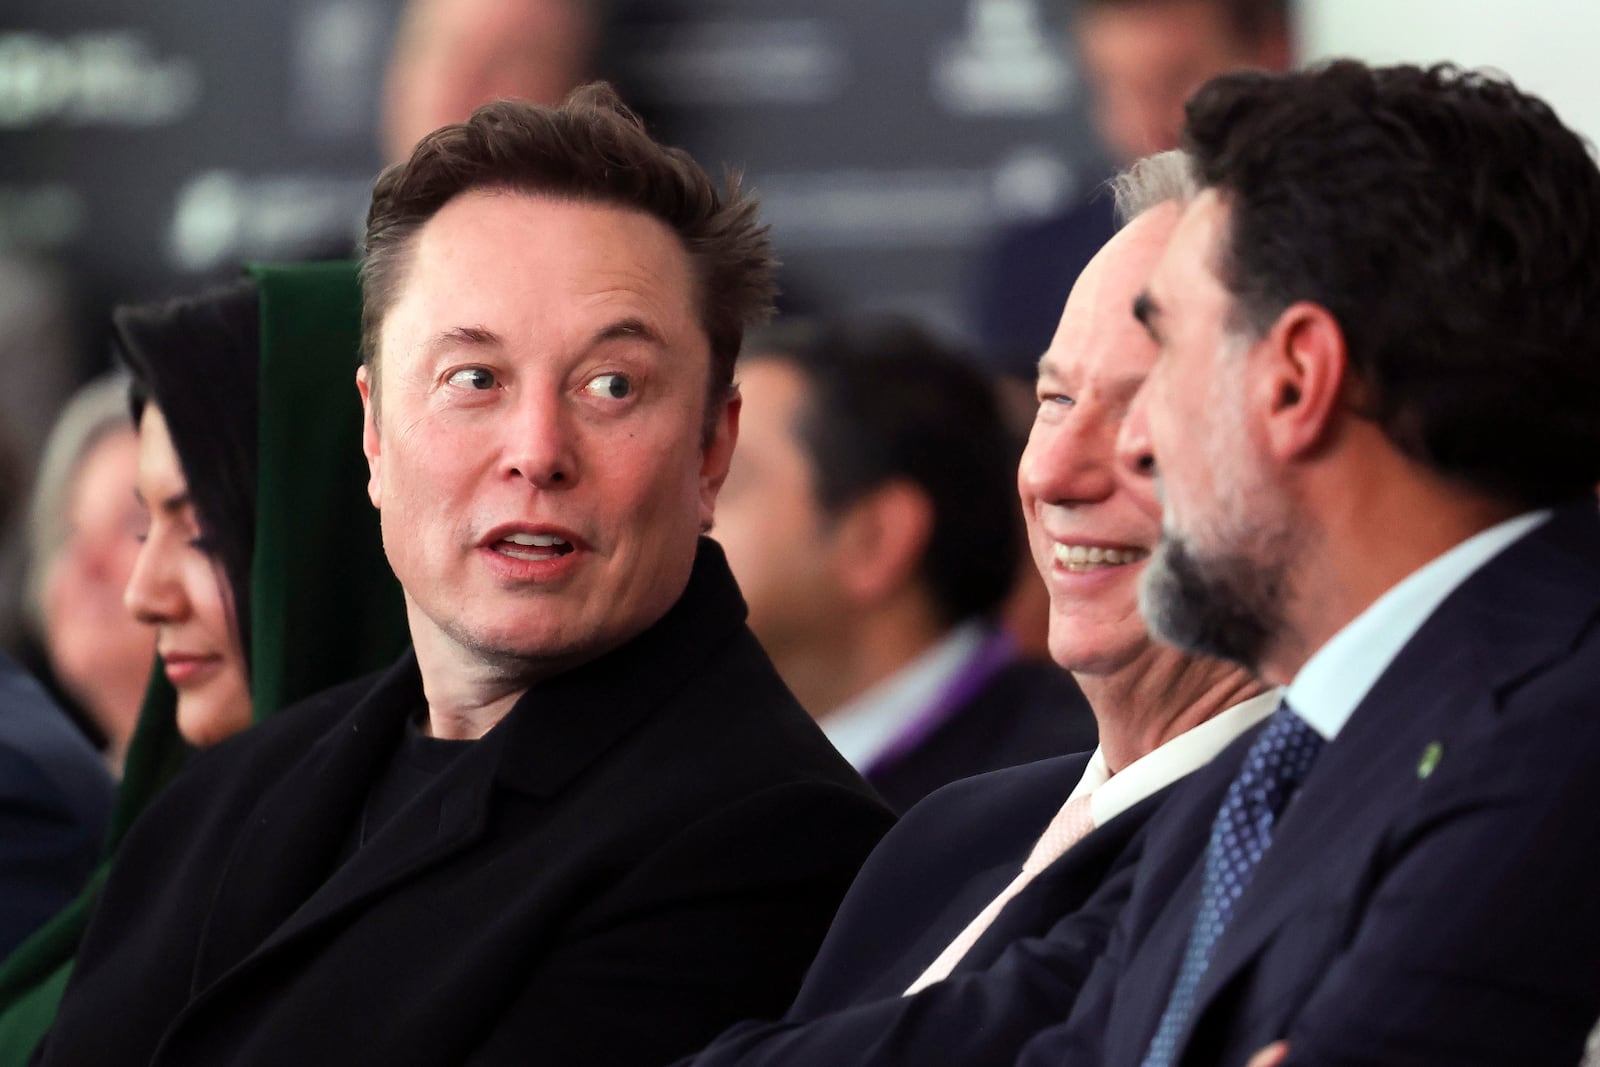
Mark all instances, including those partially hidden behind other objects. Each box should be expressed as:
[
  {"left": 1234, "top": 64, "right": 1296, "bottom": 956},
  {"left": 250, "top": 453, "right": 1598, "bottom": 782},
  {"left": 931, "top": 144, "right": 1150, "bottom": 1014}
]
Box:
[
  {"left": 1184, "top": 60, "right": 1600, "bottom": 508},
  {"left": 361, "top": 82, "right": 776, "bottom": 441}
]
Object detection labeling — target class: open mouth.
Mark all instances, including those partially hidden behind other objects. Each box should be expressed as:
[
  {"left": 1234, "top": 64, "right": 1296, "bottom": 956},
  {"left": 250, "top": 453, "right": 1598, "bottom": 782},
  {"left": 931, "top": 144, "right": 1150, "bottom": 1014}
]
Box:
[
  {"left": 1053, "top": 543, "right": 1149, "bottom": 573},
  {"left": 494, "top": 533, "right": 576, "bottom": 561}
]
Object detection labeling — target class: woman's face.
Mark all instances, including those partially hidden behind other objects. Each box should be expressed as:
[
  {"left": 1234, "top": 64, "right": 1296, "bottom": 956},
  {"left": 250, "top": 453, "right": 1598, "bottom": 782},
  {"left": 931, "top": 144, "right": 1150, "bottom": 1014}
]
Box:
[{"left": 124, "top": 405, "right": 252, "bottom": 747}]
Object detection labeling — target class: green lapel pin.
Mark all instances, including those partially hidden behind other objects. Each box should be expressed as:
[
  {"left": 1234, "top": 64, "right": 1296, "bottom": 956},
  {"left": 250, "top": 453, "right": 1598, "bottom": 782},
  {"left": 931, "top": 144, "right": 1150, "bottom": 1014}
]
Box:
[{"left": 1417, "top": 741, "right": 1444, "bottom": 780}]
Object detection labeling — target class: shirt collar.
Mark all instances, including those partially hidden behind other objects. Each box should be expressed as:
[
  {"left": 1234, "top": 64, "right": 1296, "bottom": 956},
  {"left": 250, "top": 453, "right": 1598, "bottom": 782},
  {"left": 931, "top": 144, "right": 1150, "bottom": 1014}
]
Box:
[
  {"left": 822, "top": 621, "right": 990, "bottom": 771},
  {"left": 1289, "top": 509, "right": 1551, "bottom": 741},
  {"left": 1071, "top": 689, "right": 1281, "bottom": 828}
]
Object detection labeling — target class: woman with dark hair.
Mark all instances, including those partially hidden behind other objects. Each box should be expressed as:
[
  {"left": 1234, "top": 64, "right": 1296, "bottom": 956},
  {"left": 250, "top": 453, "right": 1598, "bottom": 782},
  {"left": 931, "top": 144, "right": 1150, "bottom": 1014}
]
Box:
[
  {"left": 0, "top": 263, "right": 409, "bottom": 1065},
  {"left": 116, "top": 280, "right": 259, "bottom": 747}
]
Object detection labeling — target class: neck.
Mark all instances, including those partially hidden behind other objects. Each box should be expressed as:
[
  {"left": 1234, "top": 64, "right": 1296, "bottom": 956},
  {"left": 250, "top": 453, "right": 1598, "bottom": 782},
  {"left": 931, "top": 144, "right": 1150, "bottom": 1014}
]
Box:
[
  {"left": 425, "top": 690, "right": 524, "bottom": 741},
  {"left": 1078, "top": 642, "right": 1266, "bottom": 775},
  {"left": 405, "top": 597, "right": 543, "bottom": 741},
  {"left": 1260, "top": 452, "right": 1525, "bottom": 684},
  {"left": 778, "top": 600, "right": 949, "bottom": 722}
]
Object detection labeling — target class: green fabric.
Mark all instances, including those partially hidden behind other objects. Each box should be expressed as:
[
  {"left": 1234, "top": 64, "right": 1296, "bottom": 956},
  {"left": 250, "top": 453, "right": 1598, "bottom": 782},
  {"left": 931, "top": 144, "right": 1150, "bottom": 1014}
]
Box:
[
  {"left": 0, "top": 261, "right": 409, "bottom": 1063},
  {"left": 247, "top": 262, "right": 408, "bottom": 716}
]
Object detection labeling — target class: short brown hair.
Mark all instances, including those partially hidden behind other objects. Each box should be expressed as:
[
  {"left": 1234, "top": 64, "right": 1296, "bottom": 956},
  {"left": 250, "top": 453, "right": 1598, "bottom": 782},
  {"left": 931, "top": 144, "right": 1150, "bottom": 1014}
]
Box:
[{"left": 360, "top": 82, "right": 777, "bottom": 435}]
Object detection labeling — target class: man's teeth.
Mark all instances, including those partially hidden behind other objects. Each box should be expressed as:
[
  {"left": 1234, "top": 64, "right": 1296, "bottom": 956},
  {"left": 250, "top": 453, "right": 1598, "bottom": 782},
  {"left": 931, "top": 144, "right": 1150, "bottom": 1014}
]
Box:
[
  {"left": 497, "top": 533, "right": 571, "bottom": 560},
  {"left": 504, "top": 533, "right": 568, "bottom": 547},
  {"left": 1053, "top": 544, "right": 1148, "bottom": 571}
]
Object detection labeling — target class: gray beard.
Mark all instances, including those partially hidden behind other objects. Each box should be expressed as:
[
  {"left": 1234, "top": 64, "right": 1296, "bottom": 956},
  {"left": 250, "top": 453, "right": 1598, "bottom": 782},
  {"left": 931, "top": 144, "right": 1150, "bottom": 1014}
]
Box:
[{"left": 1139, "top": 527, "right": 1288, "bottom": 673}]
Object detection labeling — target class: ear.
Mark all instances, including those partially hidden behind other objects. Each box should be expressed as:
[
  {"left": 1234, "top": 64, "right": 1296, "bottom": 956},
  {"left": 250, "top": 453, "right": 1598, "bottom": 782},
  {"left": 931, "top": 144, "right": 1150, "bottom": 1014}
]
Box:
[
  {"left": 829, "top": 481, "right": 935, "bottom": 606},
  {"left": 699, "top": 389, "right": 741, "bottom": 530},
  {"left": 1256, "top": 300, "right": 1349, "bottom": 463},
  {"left": 355, "top": 364, "right": 383, "bottom": 509}
]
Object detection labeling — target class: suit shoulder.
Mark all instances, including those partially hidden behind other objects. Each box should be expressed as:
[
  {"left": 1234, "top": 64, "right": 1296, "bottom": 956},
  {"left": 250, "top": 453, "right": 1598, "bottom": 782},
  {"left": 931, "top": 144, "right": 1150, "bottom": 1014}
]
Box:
[
  {"left": 152, "top": 666, "right": 391, "bottom": 810},
  {"left": 0, "top": 654, "right": 112, "bottom": 815},
  {"left": 667, "top": 627, "right": 881, "bottom": 795},
  {"left": 878, "top": 753, "right": 1092, "bottom": 860}
]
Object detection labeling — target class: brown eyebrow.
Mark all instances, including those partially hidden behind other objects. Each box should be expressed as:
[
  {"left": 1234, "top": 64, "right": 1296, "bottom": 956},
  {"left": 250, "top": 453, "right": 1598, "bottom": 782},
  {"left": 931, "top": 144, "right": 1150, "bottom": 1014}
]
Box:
[
  {"left": 133, "top": 487, "right": 191, "bottom": 515},
  {"left": 592, "top": 316, "right": 666, "bottom": 349},
  {"left": 422, "top": 319, "right": 666, "bottom": 358},
  {"left": 1103, "top": 372, "right": 1150, "bottom": 409},
  {"left": 422, "top": 325, "right": 502, "bottom": 357}
]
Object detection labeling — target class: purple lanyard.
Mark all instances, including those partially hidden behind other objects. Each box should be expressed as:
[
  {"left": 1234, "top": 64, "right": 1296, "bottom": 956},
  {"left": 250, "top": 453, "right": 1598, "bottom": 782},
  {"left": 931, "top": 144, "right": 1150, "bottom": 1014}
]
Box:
[{"left": 863, "top": 629, "right": 1019, "bottom": 779}]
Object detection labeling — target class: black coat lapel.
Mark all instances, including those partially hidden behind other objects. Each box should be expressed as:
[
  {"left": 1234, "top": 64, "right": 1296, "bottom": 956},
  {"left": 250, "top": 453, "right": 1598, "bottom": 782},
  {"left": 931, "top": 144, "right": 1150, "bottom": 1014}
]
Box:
[
  {"left": 959, "top": 785, "right": 1174, "bottom": 974},
  {"left": 192, "top": 653, "right": 422, "bottom": 988},
  {"left": 193, "top": 539, "right": 751, "bottom": 993}
]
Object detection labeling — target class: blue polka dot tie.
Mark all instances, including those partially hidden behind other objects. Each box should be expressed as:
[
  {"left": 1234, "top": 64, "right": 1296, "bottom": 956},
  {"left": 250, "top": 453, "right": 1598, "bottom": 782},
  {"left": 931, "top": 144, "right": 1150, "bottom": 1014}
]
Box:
[{"left": 1140, "top": 701, "right": 1324, "bottom": 1067}]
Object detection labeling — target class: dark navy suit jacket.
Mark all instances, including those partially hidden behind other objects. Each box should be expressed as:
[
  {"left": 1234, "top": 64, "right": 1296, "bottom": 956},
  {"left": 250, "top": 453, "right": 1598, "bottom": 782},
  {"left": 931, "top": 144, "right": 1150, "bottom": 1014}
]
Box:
[
  {"left": 868, "top": 656, "right": 1096, "bottom": 815},
  {"left": 0, "top": 652, "right": 112, "bottom": 958},
  {"left": 1021, "top": 501, "right": 1600, "bottom": 1067},
  {"left": 677, "top": 751, "right": 1173, "bottom": 1065},
  {"left": 969, "top": 193, "right": 1119, "bottom": 379}
]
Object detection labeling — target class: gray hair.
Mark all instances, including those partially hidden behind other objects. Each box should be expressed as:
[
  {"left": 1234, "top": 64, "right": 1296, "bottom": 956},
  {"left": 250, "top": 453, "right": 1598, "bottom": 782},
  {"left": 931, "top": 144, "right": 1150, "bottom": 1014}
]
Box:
[
  {"left": 1109, "top": 149, "right": 1200, "bottom": 226},
  {"left": 25, "top": 371, "right": 136, "bottom": 632}
]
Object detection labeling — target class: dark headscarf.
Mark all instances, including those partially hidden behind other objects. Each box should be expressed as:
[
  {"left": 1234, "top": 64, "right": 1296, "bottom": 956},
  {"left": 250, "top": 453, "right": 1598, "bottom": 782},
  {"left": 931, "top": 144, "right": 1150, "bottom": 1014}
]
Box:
[
  {"left": 113, "top": 280, "right": 260, "bottom": 668},
  {"left": 0, "top": 264, "right": 408, "bottom": 1063}
]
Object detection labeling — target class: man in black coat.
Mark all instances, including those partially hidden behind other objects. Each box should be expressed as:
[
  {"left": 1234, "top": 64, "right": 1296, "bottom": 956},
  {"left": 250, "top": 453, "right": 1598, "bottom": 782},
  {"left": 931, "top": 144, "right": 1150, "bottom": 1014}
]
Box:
[{"left": 40, "top": 86, "right": 892, "bottom": 1066}]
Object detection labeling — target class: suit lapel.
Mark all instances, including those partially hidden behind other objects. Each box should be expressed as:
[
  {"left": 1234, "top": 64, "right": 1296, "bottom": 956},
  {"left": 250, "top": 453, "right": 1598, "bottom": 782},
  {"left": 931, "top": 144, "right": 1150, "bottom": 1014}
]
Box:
[
  {"left": 192, "top": 538, "right": 750, "bottom": 997},
  {"left": 192, "top": 654, "right": 421, "bottom": 987},
  {"left": 959, "top": 785, "right": 1174, "bottom": 973},
  {"left": 1179, "top": 503, "right": 1600, "bottom": 1048}
]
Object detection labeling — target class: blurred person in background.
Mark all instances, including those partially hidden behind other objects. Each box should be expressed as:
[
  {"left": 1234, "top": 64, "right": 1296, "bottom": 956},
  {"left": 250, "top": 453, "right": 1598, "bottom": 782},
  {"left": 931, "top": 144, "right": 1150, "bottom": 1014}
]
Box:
[
  {"left": 381, "top": 0, "right": 600, "bottom": 164},
  {"left": 0, "top": 260, "right": 82, "bottom": 661},
  {"left": 970, "top": 0, "right": 1290, "bottom": 376},
  {"left": 715, "top": 318, "right": 1095, "bottom": 813},
  {"left": 116, "top": 283, "right": 261, "bottom": 748},
  {"left": 26, "top": 373, "right": 155, "bottom": 774},
  {"left": 0, "top": 653, "right": 112, "bottom": 961}
]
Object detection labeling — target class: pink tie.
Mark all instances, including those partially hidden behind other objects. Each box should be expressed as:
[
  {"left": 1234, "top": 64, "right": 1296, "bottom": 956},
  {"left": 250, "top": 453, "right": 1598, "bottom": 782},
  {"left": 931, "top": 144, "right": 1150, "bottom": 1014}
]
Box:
[{"left": 904, "top": 792, "right": 1096, "bottom": 994}]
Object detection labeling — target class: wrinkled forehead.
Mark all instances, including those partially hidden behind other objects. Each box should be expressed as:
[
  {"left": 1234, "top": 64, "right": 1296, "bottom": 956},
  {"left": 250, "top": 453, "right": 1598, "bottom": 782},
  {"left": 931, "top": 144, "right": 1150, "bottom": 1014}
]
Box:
[
  {"left": 380, "top": 192, "right": 703, "bottom": 358},
  {"left": 1043, "top": 201, "right": 1184, "bottom": 386},
  {"left": 1148, "top": 190, "right": 1230, "bottom": 296}
]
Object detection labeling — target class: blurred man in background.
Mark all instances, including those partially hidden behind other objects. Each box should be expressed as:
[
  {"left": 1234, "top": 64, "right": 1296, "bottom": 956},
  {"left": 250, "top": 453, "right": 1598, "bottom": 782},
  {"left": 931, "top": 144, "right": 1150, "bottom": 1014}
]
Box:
[
  {"left": 380, "top": 0, "right": 599, "bottom": 163},
  {"left": 715, "top": 321, "right": 1096, "bottom": 812},
  {"left": 0, "top": 651, "right": 113, "bottom": 958},
  {"left": 971, "top": 0, "right": 1291, "bottom": 376},
  {"left": 26, "top": 372, "right": 153, "bottom": 774}
]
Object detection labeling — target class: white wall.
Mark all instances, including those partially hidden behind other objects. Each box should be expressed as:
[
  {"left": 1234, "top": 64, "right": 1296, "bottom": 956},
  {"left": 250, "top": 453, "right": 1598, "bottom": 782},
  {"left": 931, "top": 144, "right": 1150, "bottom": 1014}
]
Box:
[{"left": 1299, "top": 1, "right": 1600, "bottom": 145}]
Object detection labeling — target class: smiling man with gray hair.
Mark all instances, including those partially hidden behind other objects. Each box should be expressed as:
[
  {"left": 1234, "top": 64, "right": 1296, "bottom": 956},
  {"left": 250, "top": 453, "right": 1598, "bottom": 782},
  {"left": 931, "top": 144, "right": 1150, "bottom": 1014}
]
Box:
[{"left": 673, "top": 147, "right": 1277, "bottom": 1066}]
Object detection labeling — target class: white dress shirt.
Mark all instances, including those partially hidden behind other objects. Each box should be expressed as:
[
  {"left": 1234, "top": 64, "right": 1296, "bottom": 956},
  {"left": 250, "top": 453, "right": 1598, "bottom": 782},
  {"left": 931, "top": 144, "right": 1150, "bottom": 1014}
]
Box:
[
  {"left": 1066, "top": 689, "right": 1282, "bottom": 829},
  {"left": 822, "top": 622, "right": 989, "bottom": 771},
  {"left": 1289, "top": 510, "right": 1549, "bottom": 741}
]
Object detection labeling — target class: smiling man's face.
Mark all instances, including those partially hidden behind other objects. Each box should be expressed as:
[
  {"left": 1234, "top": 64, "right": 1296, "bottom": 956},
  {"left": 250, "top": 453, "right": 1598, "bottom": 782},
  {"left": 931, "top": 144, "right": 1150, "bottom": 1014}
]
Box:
[
  {"left": 358, "top": 189, "right": 738, "bottom": 681},
  {"left": 1018, "top": 202, "right": 1180, "bottom": 675}
]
